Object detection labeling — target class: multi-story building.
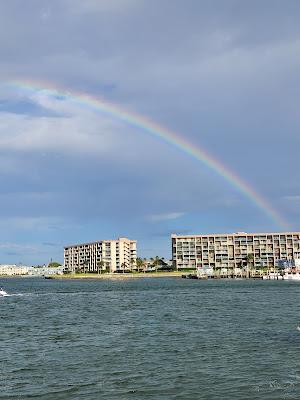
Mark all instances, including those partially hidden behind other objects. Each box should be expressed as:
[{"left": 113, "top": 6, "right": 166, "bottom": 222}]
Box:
[
  {"left": 0, "top": 265, "right": 31, "bottom": 275},
  {"left": 64, "top": 237, "right": 137, "bottom": 273},
  {"left": 172, "top": 232, "right": 300, "bottom": 270}
]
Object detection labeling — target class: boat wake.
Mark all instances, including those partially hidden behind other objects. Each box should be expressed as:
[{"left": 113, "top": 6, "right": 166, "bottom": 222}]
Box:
[
  {"left": 6, "top": 293, "right": 24, "bottom": 297},
  {"left": 297, "top": 326, "right": 300, "bottom": 332},
  {"left": 0, "top": 292, "right": 24, "bottom": 298}
]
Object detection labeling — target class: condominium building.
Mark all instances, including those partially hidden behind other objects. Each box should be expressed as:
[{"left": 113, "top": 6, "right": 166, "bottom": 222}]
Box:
[
  {"left": 64, "top": 237, "right": 137, "bottom": 273},
  {"left": 172, "top": 232, "right": 300, "bottom": 270}
]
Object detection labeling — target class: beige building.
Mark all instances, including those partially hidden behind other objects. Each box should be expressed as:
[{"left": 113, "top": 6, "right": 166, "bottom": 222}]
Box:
[
  {"left": 172, "top": 232, "right": 300, "bottom": 270},
  {"left": 64, "top": 237, "right": 137, "bottom": 273}
]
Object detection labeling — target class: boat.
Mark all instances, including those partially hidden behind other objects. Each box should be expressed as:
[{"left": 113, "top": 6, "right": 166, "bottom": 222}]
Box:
[
  {"left": 262, "top": 270, "right": 300, "bottom": 281},
  {"left": 182, "top": 273, "right": 198, "bottom": 279},
  {"left": 262, "top": 273, "right": 283, "bottom": 280},
  {"left": 0, "top": 288, "right": 8, "bottom": 297},
  {"left": 282, "top": 272, "right": 300, "bottom": 281}
]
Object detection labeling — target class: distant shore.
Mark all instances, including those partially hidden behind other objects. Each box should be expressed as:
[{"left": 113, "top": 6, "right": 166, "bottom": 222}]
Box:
[{"left": 51, "top": 271, "right": 184, "bottom": 279}]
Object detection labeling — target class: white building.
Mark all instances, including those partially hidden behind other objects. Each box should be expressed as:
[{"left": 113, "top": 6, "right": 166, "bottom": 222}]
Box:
[
  {"left": 0, "top": 265, "right": 31, "bottom": 275},
  {"left": 28, "top": 266, "right": 64, "bottom": 276},
  {"left": 64, "top": 237, "right": 137, "bottom": 273}
]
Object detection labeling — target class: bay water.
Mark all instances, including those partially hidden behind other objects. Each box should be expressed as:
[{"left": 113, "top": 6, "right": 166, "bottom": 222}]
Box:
[{"left": 0, "top": 277, "right": 299, "bottom": 399}]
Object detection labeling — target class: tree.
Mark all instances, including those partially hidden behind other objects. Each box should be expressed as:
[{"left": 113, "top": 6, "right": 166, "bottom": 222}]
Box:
[
  {"left": 74, "top": 264, "right": 80, "bottom": 274},
  {"left": 234, "top": 260, "right": 244, "bottom": 278},
  {"left": 83, "top": 260, "right": 89, "bottom": 274},
  {"left": 97, "top": 260, "right": 105, "bottom": 274},
  {"left": 48, "top": 262, "right": 61, "bottom": 268},
  {"left": 152, "top": 256, "right": 161, "bottom": 272},
  {"left": 121, "top": 262, "right": 126, "bottom": 273},
  {"left": 129, "top": 258, "right": 136, "bottom": 272},
  {"left": 256, "top": 261, "right": 265, "bottom": 276},
  {"left": 136, "top": 257, "right": 145, "bottom": 272},
  {"left": 246, "top": 254, "right": 254, "bottom": 278}
]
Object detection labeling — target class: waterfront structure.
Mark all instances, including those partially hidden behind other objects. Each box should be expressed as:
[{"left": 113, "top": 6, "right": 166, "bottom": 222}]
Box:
[
  {"left": 0, "top": 265, "right": 31, "bottom": 275},
  {"left": 28, "top": 266, "right": 64, "bottom": 276},
  {"left": 172, "top": 232, "right": 300, "bottom": 270},
  {"left": 64, "top": 237, "right": 137, "bottom": 273}
]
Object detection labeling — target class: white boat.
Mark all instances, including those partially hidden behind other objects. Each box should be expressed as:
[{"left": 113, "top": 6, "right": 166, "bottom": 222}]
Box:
[
  {"left": 0, "top": 288, "right": 8, "bottom": 296},
  {"left": 262, "top": 273, "right": 283, "bottom": 280},
  {"left": 262, "top": 271, "right": 300, "bottom": 281},
  {"left": 282, "top": 272, "right": 300, "bottom": 281}
]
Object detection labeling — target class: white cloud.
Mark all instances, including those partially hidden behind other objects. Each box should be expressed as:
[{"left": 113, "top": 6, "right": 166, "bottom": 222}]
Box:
[
  {"left": 0, "top": 216, "right": 64, "bottom": 231},
  {"left": 0, "top": 242, "right": 61, "bottom": 259},
  {"left": 0, "top": 242, "right": 38, "bottom": 251},
  {"left": 0, "top": 91, "right": 131, "bottom": 156},
  {"left": 148, "top": 212, "right": 186, "bottom": 222}
]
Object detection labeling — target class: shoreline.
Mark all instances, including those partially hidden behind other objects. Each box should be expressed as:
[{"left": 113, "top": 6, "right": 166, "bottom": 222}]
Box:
[{"left": 51, "top": 271, "right": 184, "bottom": 279}]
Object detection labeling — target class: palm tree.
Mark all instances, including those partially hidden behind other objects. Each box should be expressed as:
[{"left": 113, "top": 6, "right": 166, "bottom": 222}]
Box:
[
  {"left": 152, "top": 256, "right": 161, "bottom": 272},
  {"left": 130, "top": 258, "right": 136, "bottom": 272},
  {"left": 97, "top": 260, "right": 105, "bottom": 274},
  {"left": 257, "top": 261, "right": 265, "bottom": 277},
  {"left": 83, "top": 260, "right": 89, "bottom": 274},
  {"left": 121, "top": 262, "right": 126, "bottom": 273},
  {"left": 214, "top": 264, "right": 221, "bottom": 278},
  {"left": 246, "top": 253, "right": 254, "bottom": 278},
  {"left": 236, "top": 260, "right": 244, "bottom": 278},
  {"left": 136, "top": 257, "right": 144, "bottom": 272}
]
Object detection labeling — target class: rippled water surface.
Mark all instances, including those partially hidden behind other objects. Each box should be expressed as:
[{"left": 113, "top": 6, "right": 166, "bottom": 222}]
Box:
[{"left": 0, "top": 277, "right": 299, "bottom": 399}]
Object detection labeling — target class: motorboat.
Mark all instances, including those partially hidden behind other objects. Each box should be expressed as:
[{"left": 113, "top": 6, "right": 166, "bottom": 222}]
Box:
[
  {"left": 0, "top": 288, "right": 8, "bottom": 296},
  {"left": 282, "top": 272, "right": 300, "bottom": 281},
  {"left": 262, "top": 270, "right": 300, "bottom": 281}
]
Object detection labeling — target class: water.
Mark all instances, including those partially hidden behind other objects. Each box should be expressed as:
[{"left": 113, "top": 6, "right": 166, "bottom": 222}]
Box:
[{"left": 0, "top": 277, "right": 299, "bottom": 400}]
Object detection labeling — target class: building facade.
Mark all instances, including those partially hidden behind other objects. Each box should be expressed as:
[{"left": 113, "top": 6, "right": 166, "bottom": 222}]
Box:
[
  {"left": 0, "top": 265, "right": 30, "bottom": 275},
  {"left": 172, "top": 232, "right": 300, "bottom": 270},
  {"left": 64, "top": 237, "right": 137, "bottom": 273}
]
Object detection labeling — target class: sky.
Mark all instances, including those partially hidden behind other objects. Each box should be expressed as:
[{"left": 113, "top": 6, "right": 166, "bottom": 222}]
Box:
[{"left": 0, "top": 0, "right": 300, "bottom": 264}]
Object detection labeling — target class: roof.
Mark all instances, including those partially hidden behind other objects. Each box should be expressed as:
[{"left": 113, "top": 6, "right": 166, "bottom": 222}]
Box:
[{"left": 171, "top": 231, "right": 300, "bottom": 238}]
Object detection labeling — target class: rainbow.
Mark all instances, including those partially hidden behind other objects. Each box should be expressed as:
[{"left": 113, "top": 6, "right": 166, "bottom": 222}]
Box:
[{"left": 2, "top": 79, "right": 288, "bottom": 229}]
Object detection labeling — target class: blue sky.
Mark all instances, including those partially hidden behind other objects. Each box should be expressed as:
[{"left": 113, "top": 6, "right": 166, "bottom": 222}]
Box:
[{"left": 0, "top": 0, "right": 300, "bottom": 264}]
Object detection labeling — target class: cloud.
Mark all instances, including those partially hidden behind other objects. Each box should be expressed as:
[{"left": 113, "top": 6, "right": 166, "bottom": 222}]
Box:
[
  {"left": 0, "top": 1, "right": 299, "bottom": 262},
  {"left": 65, "top": 0, "right": 139, "bottom": 14},
  {"left": 0, "top": 92, "right": 124, "bottom": 155},
  {"left": 282, "top": 195, "right": 300, "bottom": 212},
  {"left": 0, "top": 242, "right": 37, "bottom": 251},
  {"left": 284, "top": 195, "right": 300, "bottom": 203},
  {"left": 148, "top": 212, "right": 186, "bottom": 222},
  {"left": 42, "top": 242, "right": 59, "bottom": 247},
  {"left": 0, "top": 216, "right": 65, "bottom": 231},
  {"left": 0, "top": 242, "right": 61, "bottom": 261}
]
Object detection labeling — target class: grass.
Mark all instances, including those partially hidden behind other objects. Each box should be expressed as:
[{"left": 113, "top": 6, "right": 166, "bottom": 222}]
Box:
[{"left": 52, "top": 271, "right": 184, "bottom": 279}]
